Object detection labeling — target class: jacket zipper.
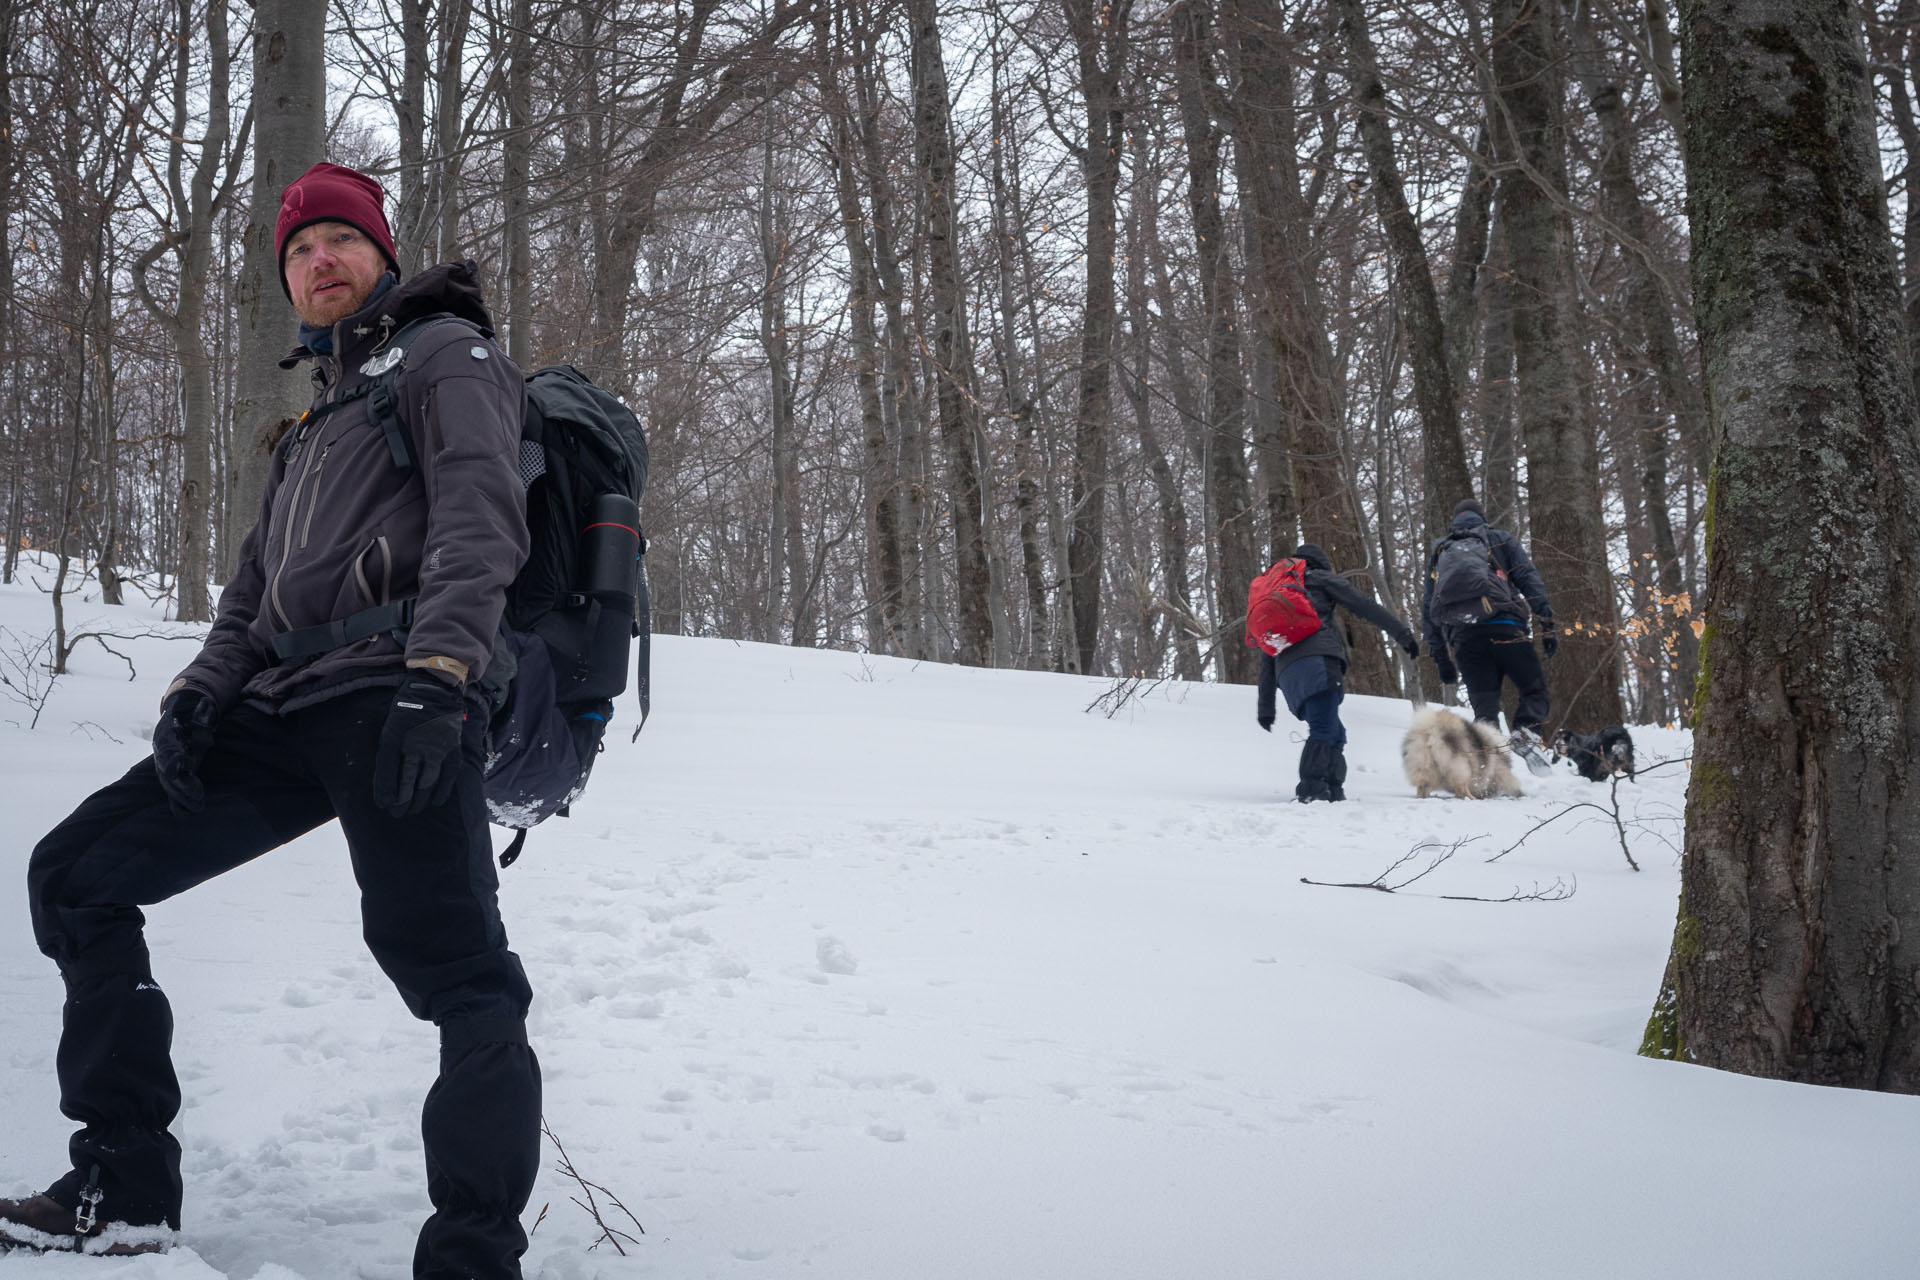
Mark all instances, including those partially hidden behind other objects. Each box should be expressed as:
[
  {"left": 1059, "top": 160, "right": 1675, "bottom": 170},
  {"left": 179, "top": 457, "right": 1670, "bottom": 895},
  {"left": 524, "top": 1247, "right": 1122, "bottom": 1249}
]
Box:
[
  {"left": 298, "top": 444, "right": 332, "bottom": 548},
  {"left": 268, "top": 400, "right": 333, "bottom": 630}
]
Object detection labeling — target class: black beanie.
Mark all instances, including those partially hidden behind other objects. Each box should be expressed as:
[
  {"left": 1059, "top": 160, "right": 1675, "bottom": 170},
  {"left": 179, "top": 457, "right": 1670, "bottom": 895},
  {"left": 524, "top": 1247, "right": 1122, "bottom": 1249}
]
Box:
[{"left": 1452, "top": 498, "right": 1485, "bottom": 519}]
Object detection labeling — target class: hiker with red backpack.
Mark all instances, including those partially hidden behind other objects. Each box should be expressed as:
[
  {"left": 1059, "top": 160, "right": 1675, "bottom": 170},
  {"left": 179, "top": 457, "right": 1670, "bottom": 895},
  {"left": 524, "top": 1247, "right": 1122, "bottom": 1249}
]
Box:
[
  {"left": 1251, "top": 543, "right": 1420, "bottom": 802},
  {"left": 1420, "top": 498, "right": 1557, "bottom": 773}
]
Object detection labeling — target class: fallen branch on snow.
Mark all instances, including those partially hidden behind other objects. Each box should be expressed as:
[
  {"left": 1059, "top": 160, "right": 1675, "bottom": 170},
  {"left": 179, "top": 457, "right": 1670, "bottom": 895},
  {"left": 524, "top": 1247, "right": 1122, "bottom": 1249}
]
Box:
[
  {"left": 1301, "top": 835, "right": 1576, "bottom": 902},
  {"left": 1486, "top": 754, "right": 1693, "bottom": 872},
  {"left": 542, "top": 1117, "right": 645, "bottom": 1254}
]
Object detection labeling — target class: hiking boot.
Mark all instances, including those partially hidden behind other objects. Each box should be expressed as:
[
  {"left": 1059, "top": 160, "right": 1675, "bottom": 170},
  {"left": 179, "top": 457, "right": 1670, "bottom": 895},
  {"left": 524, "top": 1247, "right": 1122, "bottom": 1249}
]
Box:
[
  {"left": 0, "top": 1194, "right": 171, "bottom": 1256},
  {"left": 1508, "top": 726, "right": 1554, "bottom": 778},
  {"left": 1296, "top": 740, "right": 1336, "bottom": 802}
]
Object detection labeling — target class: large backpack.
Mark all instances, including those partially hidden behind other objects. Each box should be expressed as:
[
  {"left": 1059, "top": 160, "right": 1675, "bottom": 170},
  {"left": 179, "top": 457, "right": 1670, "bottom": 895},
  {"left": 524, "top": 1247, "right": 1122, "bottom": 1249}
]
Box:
[
  {"left": 269, "top": 314, "right": 650, "bottom": 866},
  {"left": 1244, "top": 558, "right": 1323, "bottom": 656},
  {"left": 1428, "top": 528, "right": 1519, "bottom": 627}
]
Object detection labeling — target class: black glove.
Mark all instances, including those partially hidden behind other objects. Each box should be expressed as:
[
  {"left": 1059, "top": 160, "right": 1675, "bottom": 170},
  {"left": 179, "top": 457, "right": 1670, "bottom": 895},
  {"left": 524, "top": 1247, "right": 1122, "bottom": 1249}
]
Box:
[
  {"left": 1541, "top": 632, "right": 1560, "bottom": 659},
  {"left": 373, "top": 675, "right": 468, "bottom": 817},
  {"left": 1258, "top": 714, "right": 1274, "bottom": 733},
  {"left": 153, "top": 689, "right": 217, "bottom": 816},
  {"left": 1436, "top": 659, "right": 1459, "bottom": 686},
  {"left": 1397, "top": 632, "right": 1419, "bottom": 660}
]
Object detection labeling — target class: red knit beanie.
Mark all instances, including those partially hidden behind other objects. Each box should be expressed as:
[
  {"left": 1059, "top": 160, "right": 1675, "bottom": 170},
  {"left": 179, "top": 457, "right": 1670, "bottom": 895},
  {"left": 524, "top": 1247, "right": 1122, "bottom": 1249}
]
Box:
[{"left": 275, "top": 162, "right": 402, "bottom": 298}]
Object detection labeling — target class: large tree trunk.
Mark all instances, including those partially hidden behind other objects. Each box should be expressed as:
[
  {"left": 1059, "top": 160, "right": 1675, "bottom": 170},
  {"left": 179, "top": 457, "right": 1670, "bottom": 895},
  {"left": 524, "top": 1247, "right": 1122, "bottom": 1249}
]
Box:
[
  {"left": 1488, "top": 0, "right": 1622, "bottom": 729},
  {"left": 1175, "top": 0, "right": 1260, "bottom": 686},
  {"left": 433, "top": 0, "right": 473, "bottom": 260},
  {"left": 0, "top": 0, "right": 17, "bottom": 585},
  {"left": 1129, "top": 125, "right": 1202, "bottom": 681},
  {"left": 1479, "top": 216, "right": 1521, "bottom": 530},
  {"left": 1226, "top": 119, "right": 1298, "bottom": 563},
  {"left": 1643, "top": 0, "right": 1920, "bottom": 1091},
  {"left": 138, "top": 0, "right": 236, "bottom": 623},
  {"left": 987, "top": 32, "right": 1052, "bottom": 667},
  {"left": 396, "top": 0, "right": 431, "bottom": 269},
  {"left": 906, "top": 0, "right": 993, "bottom": 667},
  {"left": 759, "top": 100, "right": 808, "bottom": 645},
  {"left": 1329, "top": 0, "right": 1473, "bottom": 541},
  {"left": 851, "top": 12, "right": 929, "bottom": 660},
  {"left": 1062, "top": 0, "right": 1129, "bottom": 675},
  {"left": 229, "top": 0, "right": 323, "bottom": 577},
  {"left": 1232, "top": 0, "right": 1396, "bottom": 694},
  {"left": 504, "top": 0, "right": 532, "bottom": 366},
  {"left": 1442, "top": 120, "right": 1495, "bottom": 414},
  {"left": 1568, "top": 0, "right": 1711, "bottom": 483},
  {"left": 820, "top": 6, "right": 906, "bottom": 655}
]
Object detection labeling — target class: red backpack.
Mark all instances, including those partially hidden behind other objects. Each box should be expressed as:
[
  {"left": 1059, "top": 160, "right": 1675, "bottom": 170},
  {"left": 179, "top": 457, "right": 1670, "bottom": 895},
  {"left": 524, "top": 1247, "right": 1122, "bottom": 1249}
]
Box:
[{"left": 1245, "top": 558, "right": 1323, "bottom": 655}]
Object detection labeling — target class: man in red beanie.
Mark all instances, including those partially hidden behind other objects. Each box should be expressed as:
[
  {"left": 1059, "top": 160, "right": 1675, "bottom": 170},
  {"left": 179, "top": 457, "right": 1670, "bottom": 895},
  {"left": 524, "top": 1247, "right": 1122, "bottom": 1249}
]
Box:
[{"left": 5, "top": 161, "right": 541, "bottom": 1280}]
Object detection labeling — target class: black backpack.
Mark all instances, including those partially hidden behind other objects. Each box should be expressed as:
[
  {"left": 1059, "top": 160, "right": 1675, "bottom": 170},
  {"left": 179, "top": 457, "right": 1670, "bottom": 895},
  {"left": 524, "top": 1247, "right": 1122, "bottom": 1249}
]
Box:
[
  {"left": 270, "top": 314, "right": 651, "bottom": 866},
  {"left": 1428, "top": 528, "right": 1519, "bottom": 627}
]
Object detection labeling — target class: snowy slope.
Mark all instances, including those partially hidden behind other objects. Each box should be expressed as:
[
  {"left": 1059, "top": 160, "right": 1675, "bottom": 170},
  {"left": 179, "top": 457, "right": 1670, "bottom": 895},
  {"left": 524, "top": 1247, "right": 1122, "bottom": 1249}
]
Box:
[{"left": 2, "top": 564, "right": 1916, "bottom": 1280}]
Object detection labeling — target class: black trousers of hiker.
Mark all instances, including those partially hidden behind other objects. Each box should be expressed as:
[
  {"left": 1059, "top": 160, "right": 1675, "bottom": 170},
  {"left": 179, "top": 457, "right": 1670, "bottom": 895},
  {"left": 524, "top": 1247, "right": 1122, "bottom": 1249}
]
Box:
[
  {"left": 1450, "top": 626, "right": 1551, "bottom": 733},
  {"left": 25, "top": 688, "right": 539, "bottom": 1280}
]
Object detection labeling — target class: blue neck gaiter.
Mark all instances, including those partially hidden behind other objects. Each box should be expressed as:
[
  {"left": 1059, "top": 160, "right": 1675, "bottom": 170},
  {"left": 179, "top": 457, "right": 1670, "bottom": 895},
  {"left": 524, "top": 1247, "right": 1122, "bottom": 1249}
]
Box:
[{"left": 298, "top": 272, "right": 398, "bottom": 356}]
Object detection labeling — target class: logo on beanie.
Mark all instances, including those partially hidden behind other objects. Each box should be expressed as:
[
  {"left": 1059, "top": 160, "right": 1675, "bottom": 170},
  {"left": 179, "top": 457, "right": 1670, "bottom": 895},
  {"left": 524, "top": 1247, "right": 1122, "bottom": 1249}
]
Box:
[{"left": 283, "top": 181, "right": 305, "bottom": 218}]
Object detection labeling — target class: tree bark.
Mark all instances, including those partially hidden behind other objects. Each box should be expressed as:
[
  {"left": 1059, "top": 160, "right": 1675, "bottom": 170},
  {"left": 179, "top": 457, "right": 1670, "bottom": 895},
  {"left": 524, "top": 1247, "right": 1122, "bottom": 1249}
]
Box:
[
  {"left": 820, "top": 6, "right": 906, "bottom": 655},
  {"left": 1479, "top": 216, "right": 1521, "bottom": 530},
  {"left": 987, "top": 31, "right": 1052, "bottom": 667},
  {"left": 1226, "top": 116, "right": 1298, "bottom": 563},
  {"left": 1062, "top": 0, "right": 1130, "bottom": 675},
  {"left": 229, "top": 0, "right": 323, "bottom": 577},
  {"left": 1645, "top": 0, "right": 1920, "bottom": 1092},
  {"left": 1568, "top": 0, "right": 1711, "bottom": 482},
  {"left": 504, "top": 0, "right": 532, "bottom": 366},
  {"left": 850, "top": 9, "right": 928, "bottom": 659},
  {"left": 137, "top": 0, "right": 239, "bottom": 622},
  {"left": 1489, "top": 0, "right": 1622, "bottom": 728},
  {"left": 906, "top": 0, "right": 993, "bottom": 667},
  {"left": 759, "top": 98, "right": 808, "bottom": 645},
  {"left": 1176, "top": 0, "right": 1260, "bottom": 685},
  {"left": 1329, "top": 0, "right": 1474, "bottom": 542},
  {"left": 396, "top": 0, "right": 431, "bottom": 270},
  {"left": 433, "top": 0, "right": 474, "bottom": 261},
  {"left": 1442, "top": 120, "right": 1495, "bottom": 449},
  {"left": 1231, "top": 0, "right": 1396, "bottom": 693}
]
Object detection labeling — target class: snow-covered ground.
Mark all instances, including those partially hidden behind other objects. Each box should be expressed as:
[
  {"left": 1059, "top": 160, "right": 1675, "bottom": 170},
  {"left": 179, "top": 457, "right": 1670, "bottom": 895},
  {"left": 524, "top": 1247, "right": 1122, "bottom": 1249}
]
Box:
[{"left": 2, "top": 562, "right": 1916, "bottom": 1280}]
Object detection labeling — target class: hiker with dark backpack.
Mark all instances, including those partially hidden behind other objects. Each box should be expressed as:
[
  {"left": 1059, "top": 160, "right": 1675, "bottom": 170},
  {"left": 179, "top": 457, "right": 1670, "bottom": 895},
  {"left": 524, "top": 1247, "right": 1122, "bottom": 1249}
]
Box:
[
  {"left": 1420, "top": 498, "right": 1556, "bottom": 772},
  {"left": 2, "top": 163, "right": 636, "bottom": 1274},
  {"left": 1250, "top": 544, "right": 1420, "bottom": 803}
]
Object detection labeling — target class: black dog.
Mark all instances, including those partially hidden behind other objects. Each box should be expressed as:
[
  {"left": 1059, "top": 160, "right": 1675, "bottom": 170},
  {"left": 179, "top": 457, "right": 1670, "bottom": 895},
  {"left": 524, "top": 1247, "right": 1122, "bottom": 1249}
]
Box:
[{"left": 1551, "top": 726, "right": 1636, "bottom": 782}]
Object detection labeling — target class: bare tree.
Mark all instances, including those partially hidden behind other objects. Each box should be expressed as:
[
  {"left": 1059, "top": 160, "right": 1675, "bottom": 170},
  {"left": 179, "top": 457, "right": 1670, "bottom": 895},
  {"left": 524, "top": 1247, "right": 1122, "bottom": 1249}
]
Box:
[
  {"left": 1488, "top": 0, "right": 1623, "bottom": 728},
  {"left": 134, "top": 0, "right": 248, "bottom": 622},
  {"left": 229, "top": 0, "right": 325, "bottom": 577}
]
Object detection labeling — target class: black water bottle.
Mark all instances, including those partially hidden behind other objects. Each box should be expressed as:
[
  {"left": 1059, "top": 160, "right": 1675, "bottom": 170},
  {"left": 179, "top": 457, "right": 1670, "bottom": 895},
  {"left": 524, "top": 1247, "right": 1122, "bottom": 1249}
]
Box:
[{"left": 580, "top": 493, "right": 641, "bottom": 607}]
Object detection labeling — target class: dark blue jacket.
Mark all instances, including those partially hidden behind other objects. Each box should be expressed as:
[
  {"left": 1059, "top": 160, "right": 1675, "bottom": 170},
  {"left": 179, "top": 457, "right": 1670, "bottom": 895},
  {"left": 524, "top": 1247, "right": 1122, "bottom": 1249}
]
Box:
[
  {"left": 1257, "top": 544, "right": 1415, "bottom": 725},
  {"left": 1419, "top": 511, "right": 1553, "bottom": 658}
]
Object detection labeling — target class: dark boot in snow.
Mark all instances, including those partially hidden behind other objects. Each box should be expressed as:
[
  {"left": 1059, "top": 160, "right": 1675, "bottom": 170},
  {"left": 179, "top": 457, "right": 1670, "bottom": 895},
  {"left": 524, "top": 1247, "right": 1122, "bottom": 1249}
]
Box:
[
  {"left": 0, "top": 1190, "right": 169, "bottom": 1256},
  {"left": 1326, "top": 746, "right": 1348, "bottom": 801},
  {"left": 1295, "top": 740, "right": 1335, "bottom": 803}
]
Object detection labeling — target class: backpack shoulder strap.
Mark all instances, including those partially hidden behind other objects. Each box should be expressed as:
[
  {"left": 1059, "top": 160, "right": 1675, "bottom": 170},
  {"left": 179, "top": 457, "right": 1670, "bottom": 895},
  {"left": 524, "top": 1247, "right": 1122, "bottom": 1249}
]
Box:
[{"left": 367, "top": 314, "right": 484, "bottom": 470}]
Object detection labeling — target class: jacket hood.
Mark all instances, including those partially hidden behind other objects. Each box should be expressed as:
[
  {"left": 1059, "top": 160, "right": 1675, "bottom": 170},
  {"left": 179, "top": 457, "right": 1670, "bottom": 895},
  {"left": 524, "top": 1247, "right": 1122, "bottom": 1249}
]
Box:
[
  {"left": 283, "top": 259, "right": 496, "bottom": 369},
  {"left": 1447, "top": 510, "right": 1489, "bottom": 536},
  {"left": 1293, "top": 543, "right": 1333, "bottom": 572}
]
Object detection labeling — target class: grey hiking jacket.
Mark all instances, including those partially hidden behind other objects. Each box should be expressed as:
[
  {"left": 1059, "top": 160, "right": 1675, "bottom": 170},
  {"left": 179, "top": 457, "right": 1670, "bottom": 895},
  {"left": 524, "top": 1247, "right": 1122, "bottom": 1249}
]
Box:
[{"left": 171, "top": 261, "right": 529, "bottom": 714}]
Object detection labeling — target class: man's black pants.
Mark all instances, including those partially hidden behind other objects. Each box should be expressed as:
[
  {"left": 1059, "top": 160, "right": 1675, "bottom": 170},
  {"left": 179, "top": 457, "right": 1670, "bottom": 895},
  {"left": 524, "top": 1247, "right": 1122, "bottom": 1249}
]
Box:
[
  {"left": 1450, "top": 626, "right": 1551, "bottom": 732},
  {"left": 25, "top": 689, "right": 539, "bottom": 1279}
]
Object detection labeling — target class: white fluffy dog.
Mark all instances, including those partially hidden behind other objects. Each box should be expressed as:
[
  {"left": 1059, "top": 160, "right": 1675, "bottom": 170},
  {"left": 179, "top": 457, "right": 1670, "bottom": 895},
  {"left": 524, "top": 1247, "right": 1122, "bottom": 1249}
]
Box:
[{"left": 1401, "top": 707, "right": 1523, "bottom": 799}]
